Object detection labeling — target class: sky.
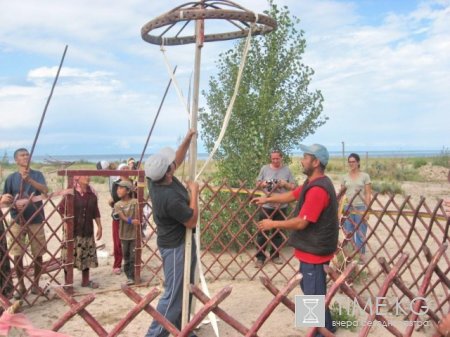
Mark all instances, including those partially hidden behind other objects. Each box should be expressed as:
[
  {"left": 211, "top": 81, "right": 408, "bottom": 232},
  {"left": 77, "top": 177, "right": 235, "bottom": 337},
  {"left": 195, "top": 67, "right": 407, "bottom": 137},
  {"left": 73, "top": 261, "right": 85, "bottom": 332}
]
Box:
[{"left": 0, "top": 0, "right": 449, "bottom": 158}]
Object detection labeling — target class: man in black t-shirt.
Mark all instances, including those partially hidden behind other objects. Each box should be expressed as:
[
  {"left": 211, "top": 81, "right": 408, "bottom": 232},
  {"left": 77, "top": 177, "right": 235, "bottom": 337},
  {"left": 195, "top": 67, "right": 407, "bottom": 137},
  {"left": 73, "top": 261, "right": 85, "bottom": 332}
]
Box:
[{"left": 144, "top": 129, "right": 198, "bottom": 337}]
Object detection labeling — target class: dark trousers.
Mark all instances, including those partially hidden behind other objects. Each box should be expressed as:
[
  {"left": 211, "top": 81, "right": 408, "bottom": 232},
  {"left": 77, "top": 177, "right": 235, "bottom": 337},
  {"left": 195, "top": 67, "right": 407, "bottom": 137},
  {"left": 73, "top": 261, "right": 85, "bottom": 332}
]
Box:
[
  {"left": 256, "top": 207, "right": 286, "bottom": 261},
  {"left": 121, "top": 239, "right": 135, "bottom": 280},
  {"left": 300, "top": 262, "right": 334, "bottom": 335}
]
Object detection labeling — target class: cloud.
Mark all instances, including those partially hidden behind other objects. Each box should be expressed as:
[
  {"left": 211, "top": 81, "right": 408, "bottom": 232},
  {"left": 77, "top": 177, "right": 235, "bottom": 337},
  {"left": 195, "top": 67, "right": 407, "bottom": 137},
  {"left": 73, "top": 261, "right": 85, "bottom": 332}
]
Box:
[
  {"left": 291, "top": 0, "right": 450, "bottom": 149},
  {"left": 0, "top": 0, "right": 449, "bottom": 155}
]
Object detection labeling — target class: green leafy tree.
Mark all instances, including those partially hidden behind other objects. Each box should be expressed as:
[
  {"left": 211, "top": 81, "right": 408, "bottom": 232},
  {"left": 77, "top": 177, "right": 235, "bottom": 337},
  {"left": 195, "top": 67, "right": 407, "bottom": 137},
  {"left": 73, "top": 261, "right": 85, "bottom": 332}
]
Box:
[{"left": 199, "top": 0, "right": 327, "bottom": 185}]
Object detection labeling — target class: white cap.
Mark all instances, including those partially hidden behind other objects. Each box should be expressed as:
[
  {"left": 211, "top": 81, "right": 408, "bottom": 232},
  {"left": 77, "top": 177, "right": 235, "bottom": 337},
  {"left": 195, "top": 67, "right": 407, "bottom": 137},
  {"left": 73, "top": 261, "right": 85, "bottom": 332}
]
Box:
[
  {"left": 100, "top": 160, "right": 110, "bottom": 169},
  {"left": 118, "top": 163, "right": 128, "bottom": 170},
  {"left": 145, "top": 147, "right": 176, "bottom": 181}
]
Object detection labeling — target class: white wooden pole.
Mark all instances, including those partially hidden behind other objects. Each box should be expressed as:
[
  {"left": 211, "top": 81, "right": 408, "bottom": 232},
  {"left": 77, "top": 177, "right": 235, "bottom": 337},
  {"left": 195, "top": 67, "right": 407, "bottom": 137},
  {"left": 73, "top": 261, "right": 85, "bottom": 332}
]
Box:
[{"left": 182, "top": 11, "right": 203, "bottom": 329}]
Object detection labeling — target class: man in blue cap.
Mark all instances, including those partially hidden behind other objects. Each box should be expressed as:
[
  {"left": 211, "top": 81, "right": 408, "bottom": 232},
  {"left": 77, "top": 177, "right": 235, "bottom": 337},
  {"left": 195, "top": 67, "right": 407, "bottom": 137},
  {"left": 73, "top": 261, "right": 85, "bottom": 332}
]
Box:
[{"left": 252, "top": 144, "right": 338, "bottom": 336}]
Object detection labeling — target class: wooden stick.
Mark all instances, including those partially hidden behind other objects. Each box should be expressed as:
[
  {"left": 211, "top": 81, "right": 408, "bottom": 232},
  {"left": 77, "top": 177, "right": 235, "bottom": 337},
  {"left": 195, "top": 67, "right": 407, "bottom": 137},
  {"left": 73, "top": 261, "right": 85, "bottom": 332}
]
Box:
[
  {"left": 326, "top": 265, "right": 403, "bottom": 337},
  {"left": 53, "top": 287, "right": 107, "bottom": 337},
  {"left": 107, "top": 286, "right": 160, "bottom": 337},
  {"left": 404, "top": 243, "right": 447, "bottom": 337},
  {"left": 423, "top": 245, "right": 450, "bottom": 289},
  {"left": 27, "top": 45, "right": 68, "bottom": 169},
  {"left": 178, "top": 285, "right": 231, "bottom": 337},
  {"left": 190, "top": 284, "right": 252, "bottom": 336},
  {"left": 121, "top": 285, "right": 181, "bottom": 336},
  {"left": 260, "top": 276, "right": 295, "bottom": 312},
  {"left": 138, "top": 66, "right": 177, "bottom": 165},
  {"left": 379, "top": 256, "right": 440, "bottom": 323},
  {"left": 245, "top": 274, "right": 301, "bottom": 336},
  {"left": 52, "top": 294, "right": 95, "bottom": 331},
  {"left": 307, "top": 262, "right": 357, "bottom": 337},
  {"left": 182, "top": 10, "right": 204, "bottom": 329},
  {"left": 359, "top": 254, "right": 409, "bottom": 337}
]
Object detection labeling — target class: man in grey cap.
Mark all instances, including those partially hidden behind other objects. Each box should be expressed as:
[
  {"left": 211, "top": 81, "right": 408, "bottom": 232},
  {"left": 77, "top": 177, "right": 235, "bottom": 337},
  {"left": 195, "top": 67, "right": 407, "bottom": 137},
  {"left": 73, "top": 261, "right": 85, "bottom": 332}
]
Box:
[
  {"left": 144, "top": 129, "right": 198, "bottom": 337},
  {"left": 252, "top": 144, "right": 338, "bottom": 336}
]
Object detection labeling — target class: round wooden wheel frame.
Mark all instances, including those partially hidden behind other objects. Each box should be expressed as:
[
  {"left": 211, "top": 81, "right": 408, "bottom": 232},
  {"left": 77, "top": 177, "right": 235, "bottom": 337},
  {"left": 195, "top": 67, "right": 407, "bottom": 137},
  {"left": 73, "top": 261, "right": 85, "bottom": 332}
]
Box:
[{"left": 141, "top": 0, "right": 277, "bottom": 45}]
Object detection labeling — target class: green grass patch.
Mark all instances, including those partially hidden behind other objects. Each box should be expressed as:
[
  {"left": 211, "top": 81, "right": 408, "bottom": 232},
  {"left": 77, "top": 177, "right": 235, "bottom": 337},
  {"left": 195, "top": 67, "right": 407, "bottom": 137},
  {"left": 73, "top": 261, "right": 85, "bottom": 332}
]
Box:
[{"left": 330, "top": 302, "right": 358, "bottom": 332}]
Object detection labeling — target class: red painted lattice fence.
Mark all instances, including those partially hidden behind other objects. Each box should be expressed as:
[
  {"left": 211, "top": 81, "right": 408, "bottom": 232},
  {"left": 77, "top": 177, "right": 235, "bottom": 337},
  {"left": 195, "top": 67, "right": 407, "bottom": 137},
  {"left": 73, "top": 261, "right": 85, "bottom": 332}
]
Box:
[{"left": 0, "top": 169, "right": 447, "bottom": 336}]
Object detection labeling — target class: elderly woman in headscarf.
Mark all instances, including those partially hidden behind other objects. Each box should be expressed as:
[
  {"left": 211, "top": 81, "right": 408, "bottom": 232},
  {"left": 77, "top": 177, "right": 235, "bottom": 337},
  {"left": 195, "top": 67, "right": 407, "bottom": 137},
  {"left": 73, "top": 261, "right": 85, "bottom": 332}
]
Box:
[{"left": 60, "top": 176, "right": 102, "bottom": 288}]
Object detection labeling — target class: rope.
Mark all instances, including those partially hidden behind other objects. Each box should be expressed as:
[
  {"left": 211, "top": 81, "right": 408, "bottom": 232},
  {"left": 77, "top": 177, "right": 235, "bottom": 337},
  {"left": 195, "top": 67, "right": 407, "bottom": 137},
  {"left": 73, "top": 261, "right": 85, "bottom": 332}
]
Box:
[
  {"left": 195, "top": 16, "right": 257, "bottom": 180},
  {"left": 44, "top": 281, "right": 74, "bottom": 289},
  {"left": 194, "top": 15, "right": 258, "bottom": 337}
]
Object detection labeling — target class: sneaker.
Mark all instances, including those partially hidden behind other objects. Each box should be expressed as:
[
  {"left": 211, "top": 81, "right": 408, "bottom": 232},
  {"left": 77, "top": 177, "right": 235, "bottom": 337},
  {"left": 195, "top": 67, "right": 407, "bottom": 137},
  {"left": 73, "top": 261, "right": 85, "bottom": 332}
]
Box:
[
  {"left": 126, "top": 278, "right": 135, "bottom": 285},
  {"left": 254, "top": 260, "right": 264, "bottom": 268},
  {"left": 113, "top": 268, "right": 122, "bottom": 275},
  {"left": 272, "top": 257, "right": 283, "bottom": 265}
]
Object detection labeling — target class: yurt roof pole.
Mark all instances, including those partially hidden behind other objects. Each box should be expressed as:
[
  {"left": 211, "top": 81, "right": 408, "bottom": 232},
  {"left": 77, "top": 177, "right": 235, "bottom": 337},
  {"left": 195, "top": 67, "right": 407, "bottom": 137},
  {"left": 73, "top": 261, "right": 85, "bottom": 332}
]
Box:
[
  {"left": 27, "top": 45, "right": 68, "bottom": 170},
  {"left": 182, "top": 9, "right": 204, "bottom": 328}
]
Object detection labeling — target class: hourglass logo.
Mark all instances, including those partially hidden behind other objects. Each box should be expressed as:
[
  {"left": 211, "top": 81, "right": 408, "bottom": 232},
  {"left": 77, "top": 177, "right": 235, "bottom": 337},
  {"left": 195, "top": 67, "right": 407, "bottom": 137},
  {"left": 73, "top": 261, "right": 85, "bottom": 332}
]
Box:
[{"left": 295, "top": 295, "right": 325, "bottom": 327}]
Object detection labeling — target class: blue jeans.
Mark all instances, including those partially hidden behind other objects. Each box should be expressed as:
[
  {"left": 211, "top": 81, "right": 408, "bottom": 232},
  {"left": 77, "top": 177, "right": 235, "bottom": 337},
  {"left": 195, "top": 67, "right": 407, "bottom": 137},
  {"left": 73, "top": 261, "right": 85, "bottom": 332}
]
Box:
[
  {"left": 343, "top": 205, "right": 367, "bottom": 254},
  {"left": 300, "top": 262, "right": 335, "bottom": 336},
  {"left": 145, "top": 241, "right": 197, "bottom": 337}
]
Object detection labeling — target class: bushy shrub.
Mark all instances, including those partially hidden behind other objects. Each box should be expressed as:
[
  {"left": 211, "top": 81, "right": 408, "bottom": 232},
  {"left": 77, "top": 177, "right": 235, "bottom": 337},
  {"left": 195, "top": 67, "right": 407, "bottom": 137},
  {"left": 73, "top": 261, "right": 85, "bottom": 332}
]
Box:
[
  {"left": 200, "top": 187, "right": 257, "bottom": 252},
  {"left": 431, "top": 146, "right": 449, "bottom": 168},
  {"left": 372, "top": 181, "right": 403, "bottom": 195},
  {"left": 412, "top": 158, "right": 427, "bottom": 169}
]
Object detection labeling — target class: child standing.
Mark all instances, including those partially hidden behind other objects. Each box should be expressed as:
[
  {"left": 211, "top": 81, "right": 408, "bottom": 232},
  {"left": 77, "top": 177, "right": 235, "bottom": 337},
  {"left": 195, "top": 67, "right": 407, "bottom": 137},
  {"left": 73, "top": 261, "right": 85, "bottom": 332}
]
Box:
[{"left": 113, "top": 180, "right": 139, "bottom": 285}]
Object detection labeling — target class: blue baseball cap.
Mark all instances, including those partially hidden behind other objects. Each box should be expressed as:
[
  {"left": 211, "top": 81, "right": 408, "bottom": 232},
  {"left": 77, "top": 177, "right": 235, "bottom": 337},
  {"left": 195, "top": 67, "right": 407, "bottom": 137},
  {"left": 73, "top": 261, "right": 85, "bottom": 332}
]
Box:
[{"left": 299, "top": 144, "right": 329, "bottom": 166}]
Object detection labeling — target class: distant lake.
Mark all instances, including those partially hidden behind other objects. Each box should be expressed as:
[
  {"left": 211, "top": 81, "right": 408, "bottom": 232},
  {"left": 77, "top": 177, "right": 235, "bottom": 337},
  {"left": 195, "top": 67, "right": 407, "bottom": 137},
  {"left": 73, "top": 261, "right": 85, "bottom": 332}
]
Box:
[{"left": 29, "top": 150, "right": 444, "bottom": 163}]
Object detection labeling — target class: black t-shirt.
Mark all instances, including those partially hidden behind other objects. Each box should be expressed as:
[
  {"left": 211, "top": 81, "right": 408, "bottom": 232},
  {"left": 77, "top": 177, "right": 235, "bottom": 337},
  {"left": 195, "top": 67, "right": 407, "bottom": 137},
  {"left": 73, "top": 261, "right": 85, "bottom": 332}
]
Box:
[{"left": 148, "top": 176, "right": 193, "bottom": 248}]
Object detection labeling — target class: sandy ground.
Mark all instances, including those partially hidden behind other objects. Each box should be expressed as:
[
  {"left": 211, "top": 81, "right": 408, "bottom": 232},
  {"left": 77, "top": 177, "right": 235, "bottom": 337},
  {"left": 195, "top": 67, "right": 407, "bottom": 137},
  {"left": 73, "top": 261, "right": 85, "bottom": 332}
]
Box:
[{"left": 2, "top": 168, "right": 449, "bottom": 337}]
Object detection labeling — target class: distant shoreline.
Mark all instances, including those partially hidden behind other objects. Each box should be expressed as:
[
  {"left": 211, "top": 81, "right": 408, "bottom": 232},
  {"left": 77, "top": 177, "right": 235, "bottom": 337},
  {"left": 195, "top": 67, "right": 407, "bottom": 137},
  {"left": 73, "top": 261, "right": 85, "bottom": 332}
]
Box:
[{"left": 20, "top": 149, "right": 445, "bottom": 164}]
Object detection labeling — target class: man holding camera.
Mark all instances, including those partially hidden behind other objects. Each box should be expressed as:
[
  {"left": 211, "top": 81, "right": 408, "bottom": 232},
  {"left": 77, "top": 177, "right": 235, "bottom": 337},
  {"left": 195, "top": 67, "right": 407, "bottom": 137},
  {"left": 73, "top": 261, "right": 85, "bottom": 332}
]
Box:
[{"left": 255, "top": 150, "right": 295, "bottom": 267}]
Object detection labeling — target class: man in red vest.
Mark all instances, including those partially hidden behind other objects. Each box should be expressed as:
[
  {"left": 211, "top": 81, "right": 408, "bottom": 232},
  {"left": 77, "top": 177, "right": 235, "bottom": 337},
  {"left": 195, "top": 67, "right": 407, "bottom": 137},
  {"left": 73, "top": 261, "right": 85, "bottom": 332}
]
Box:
[{"left": 252, "top": 144, "right": 338, "bottom": 336}]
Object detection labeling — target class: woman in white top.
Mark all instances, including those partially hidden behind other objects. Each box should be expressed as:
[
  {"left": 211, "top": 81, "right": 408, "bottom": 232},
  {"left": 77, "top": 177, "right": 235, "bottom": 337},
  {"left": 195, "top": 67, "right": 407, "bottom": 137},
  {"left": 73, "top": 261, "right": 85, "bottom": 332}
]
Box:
[{"left": 340, "top": 153, "right": 372, "bottom": 260}]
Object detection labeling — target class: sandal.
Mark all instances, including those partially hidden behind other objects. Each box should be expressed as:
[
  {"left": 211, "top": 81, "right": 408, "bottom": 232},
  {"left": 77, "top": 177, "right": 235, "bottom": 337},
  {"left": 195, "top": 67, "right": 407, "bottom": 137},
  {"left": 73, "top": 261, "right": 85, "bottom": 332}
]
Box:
[{"left": 82, "top": 280, "right": 99, "bottom": 289}]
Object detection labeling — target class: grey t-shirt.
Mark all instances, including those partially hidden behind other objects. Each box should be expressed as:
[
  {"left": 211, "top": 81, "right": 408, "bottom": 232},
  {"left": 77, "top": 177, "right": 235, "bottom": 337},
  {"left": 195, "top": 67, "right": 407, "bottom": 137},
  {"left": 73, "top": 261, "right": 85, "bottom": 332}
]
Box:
[
  {"left": 257, "top": 164, "right": 295, "bottom": 209},
  {"left": 341, "top": 172, "right": 371, "bottom": 206}
]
